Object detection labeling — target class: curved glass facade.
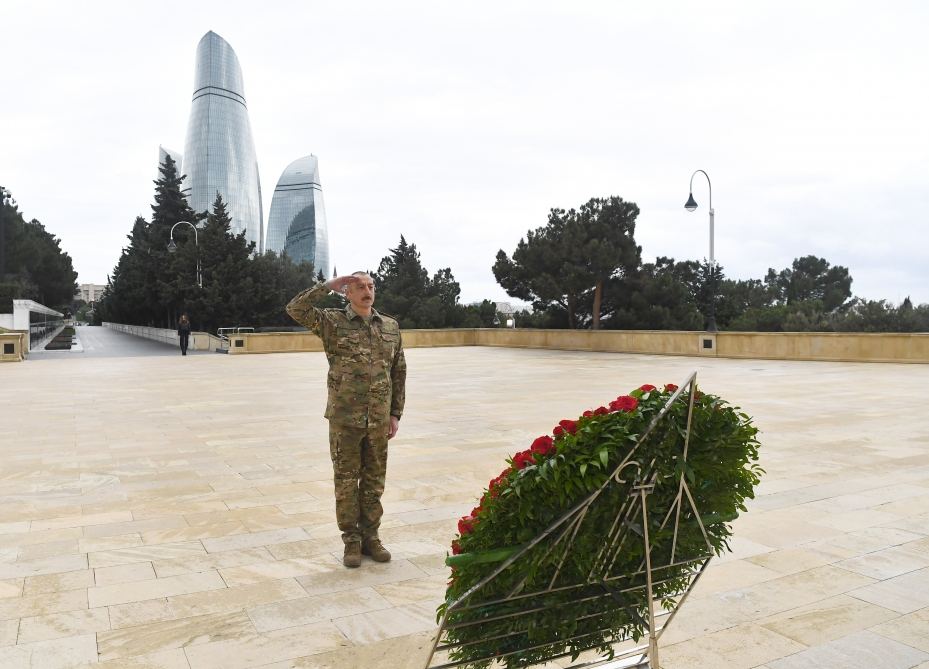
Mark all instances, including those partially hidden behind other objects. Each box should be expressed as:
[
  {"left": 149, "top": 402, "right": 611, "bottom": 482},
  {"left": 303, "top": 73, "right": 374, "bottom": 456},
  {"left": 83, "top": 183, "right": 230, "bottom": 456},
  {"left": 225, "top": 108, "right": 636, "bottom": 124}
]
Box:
[
  {"left": 266, "top": 155, "right": 329, "bottom": 276},
  {"left": 157, "top": 146, "right": 185, "bottom": 189},
  {"left": 181, "top": 31, "right": 263, "bottom": 251}
]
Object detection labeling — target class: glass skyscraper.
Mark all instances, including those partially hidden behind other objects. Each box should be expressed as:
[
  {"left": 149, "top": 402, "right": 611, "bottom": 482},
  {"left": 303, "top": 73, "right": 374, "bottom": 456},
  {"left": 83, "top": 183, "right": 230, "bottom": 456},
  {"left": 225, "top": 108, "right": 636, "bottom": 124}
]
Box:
[
  {"left": 157, "top": 145, "right": 184, "bottom": 181},
  {"left": 181, "top": 31, "right": 263, "bottom": 251},
  {"left": 266, "top": 155, "right": 330, "bottom": 276}
]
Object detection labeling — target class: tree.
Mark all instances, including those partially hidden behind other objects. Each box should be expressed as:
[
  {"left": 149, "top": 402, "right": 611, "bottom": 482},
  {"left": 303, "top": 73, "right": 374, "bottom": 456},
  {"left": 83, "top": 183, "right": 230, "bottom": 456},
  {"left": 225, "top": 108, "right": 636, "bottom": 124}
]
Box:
[
  {"left": 373, "top": 236, "right": 474, "bottom": 328},
  {"left": 0, "top": 187, "right": 77, "bottom": 310},
  {"left": 600, "top": 257, "right": 703, "bottom": 330},
  {"left": 765, "top": 255, "right": 852, "bottom": 311},
  {"left": 493, "top": 196, "right": 640, "bottom": 329},
  {"left": 98, "top": 161, "right": 321, "bottom": 333}
]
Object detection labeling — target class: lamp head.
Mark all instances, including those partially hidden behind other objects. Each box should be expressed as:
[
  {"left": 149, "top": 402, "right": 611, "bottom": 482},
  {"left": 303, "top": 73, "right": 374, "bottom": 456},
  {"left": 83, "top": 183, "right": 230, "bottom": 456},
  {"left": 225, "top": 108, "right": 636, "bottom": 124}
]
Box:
[
  {"left": 167, "top": 240, "right": 177, "bottom": 253},
  {"left": 684, "top": 193, "right": 698, "bottom": 212}
]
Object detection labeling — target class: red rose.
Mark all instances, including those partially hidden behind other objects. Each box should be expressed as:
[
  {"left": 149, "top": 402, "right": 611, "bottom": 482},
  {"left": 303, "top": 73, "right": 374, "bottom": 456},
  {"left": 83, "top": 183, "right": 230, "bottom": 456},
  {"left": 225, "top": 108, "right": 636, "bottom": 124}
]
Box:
[
  {"left": 451, "top": 539, "right": 462, "bottom": 555},
  {"left": 594, "top": 406, "right": 609, "bottom": 416},
  {"left": 458, "top": 515, "right": 475, "bottom": 535},
  {"left": 471, "top": 504, "right": 483, "bottom": 517},
  {"left": 557, "top": 419, "right": 578, "bottom": 435},
  {"left": 530, "top": 435, "right": 555, "bottom": 456},
  {"left": 582, "top": 410, "right": 593, "bottom": 418},
  {"left": 513, "top": 450, "right": 536, "bottom": 470},
  {"left": 609, "top": 396, "right": 639, "bottom": 412},
  {"left": 639, "top": 384, "right": 656, "bottom": 392},
  {"left": 664, "top": 383, "right": 678, "bottom": 392},
  {"left": 553, "top": 426, "right": 564, "bottom": 437}
]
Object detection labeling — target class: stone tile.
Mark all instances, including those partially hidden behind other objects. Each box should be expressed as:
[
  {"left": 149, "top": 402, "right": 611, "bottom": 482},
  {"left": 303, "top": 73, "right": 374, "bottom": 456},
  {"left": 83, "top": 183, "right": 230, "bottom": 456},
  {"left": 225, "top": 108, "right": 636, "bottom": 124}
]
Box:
[
  {"left": 83, "top": 516, "right": 190, "bottom": 540},
  {"left": 89, "top": 570, "right": 227, "bottom": 607},
  {"left": 333, "top": 601, "right": 436, "bottom": 644},
  {"left": 870, "top": 608, "right": 929, "bottom": 652},
  {"left": 0, "top": 554, "right": 87, "bottom": 580},
  {"left": 220, "top": 555, "right": 341, "bottom": 587},
  {"left": 183, "top": 621, "right": 350, "bottom": 668},
  {"left": 95, "top": 561, "right": 157, "bottom": 586},
  {"left": 849, "top": 567, "right": 929, "bottom": 614},
  {"left": 0, "top": 632, "right": 98, "bottom": 668},
  {"left": 16, "top": 539, "right": 80, "bottom": 561},
  {"left": 131, "top": 499, "right": 229, "bottom": 521},
  {"left": 836, "top": 544, "right": 929, "bottom": 580},
  {"left": 271, "top": 630, "right": 435, "bottom": 669},
  {"left": 758, "top": 594, "right": 899, "bottom": 646},
  {"left": 201, "top": 528, "right": 311, "bottom": 553},
  {"left": 168, "top": 578, "right": 307, "bottom": 618},
  {"left": 77, "top": 648, "right": 191, "bottom": 668},
  {"left": 0, "top": 522, "right": 30, "bottom": 535},
  {"left": 373, "top": 573, "right": 447, "bottom": 607},
  {"left": 0, "top": 527, "right": 83, "bottom": 550},
  {"left": 0, "top": 618, "right": 18, "bottom": 646},
  {"left": 89, "top": 541, "right": 207, "bottom": 568},
  {"left": 17, "top": 607, "right": 111, "bottom": 643},
  {"left": 711, "top": 535, "right": 776, "bottom": 564},
  {"left": 97, "top": 610, "right": 254, "bottom": 660},
  {"left": 0, "top": 579, "right": 23, "bottom": 599},
  {"left": 31, "top": 510, "right": 133, "bottom": 531},
  {"left": 109, "top": 598, "right": 174, "bottom": 630},
  {"left": 662, "top": 623, "right": 806, "bottom": 669},
  {"left": 747, "top": 547, "right": 840, "bottom": 575},
  {"left": 153, "top": 547, "right": 274, "bottom": 578},
  {"left": 296, "top": 558, "right": 429, "bottom": 596},
  {"left": 247, "top": 586, "right": 392, "bottom": 632},
  {"left": 79, "top": 533, "right": 144, "bottom": 553},
  {"left": 689, "top": 559, "right": 782, "bottom": 599},
  {"left": 22, "top": 568, "right": 94, "bottom": 595},
  {"left": 0, "top": 588, "right": 87, "bottom": 621},
  {"left": 766, "top": 630, "right": 929, "bottom": 669},
  {"left": 408, "top": 553, "right": 450, "bottom": 576},
  {"left": 142, "top": 521, "right": 246, "bottom": 546}
]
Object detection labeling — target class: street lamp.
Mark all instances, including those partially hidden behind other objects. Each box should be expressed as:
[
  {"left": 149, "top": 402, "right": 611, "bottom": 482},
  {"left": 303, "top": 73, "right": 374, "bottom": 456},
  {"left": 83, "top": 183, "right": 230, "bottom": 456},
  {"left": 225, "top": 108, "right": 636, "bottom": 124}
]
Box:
[
  {"left": 685, "top": 169, "right": 717, "bottom": 332},
  {"left": 167, "top": 221, "right": 202, "bottom": 288}
]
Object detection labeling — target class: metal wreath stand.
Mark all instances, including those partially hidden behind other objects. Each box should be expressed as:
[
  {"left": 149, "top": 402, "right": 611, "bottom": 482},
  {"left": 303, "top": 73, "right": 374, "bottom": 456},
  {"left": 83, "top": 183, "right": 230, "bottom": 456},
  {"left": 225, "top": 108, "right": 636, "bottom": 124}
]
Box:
[{"left": 424, "top": 371, "right": 716, "bottom": 669}]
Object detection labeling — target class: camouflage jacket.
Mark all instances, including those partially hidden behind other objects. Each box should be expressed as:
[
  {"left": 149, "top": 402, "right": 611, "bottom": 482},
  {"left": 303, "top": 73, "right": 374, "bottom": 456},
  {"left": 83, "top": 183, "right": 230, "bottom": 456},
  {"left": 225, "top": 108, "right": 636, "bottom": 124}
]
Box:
[{"left": 286, "top": 282, "right": 406, "bottom": 428}]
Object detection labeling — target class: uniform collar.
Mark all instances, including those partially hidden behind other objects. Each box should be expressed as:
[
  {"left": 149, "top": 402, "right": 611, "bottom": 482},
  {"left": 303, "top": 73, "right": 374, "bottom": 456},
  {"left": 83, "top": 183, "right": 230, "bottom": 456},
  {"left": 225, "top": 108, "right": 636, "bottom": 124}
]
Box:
[{"left": 346, "top": 303, "right": 382, "bottom": 322}]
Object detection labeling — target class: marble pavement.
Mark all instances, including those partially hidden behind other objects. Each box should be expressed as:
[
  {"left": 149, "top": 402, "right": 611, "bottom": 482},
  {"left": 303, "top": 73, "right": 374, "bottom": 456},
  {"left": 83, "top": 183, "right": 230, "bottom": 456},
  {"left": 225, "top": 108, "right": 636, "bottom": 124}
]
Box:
[{"left": 2, "top": 346, "right": 929, "bottom": 668}]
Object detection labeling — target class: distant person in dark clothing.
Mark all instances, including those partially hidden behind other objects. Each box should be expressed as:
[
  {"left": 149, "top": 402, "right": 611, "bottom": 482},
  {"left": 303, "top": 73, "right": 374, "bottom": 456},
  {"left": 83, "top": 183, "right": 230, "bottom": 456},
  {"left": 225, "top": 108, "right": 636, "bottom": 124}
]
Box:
[{"left": 178, "top": 314, "right": 191, "bottom": 356}]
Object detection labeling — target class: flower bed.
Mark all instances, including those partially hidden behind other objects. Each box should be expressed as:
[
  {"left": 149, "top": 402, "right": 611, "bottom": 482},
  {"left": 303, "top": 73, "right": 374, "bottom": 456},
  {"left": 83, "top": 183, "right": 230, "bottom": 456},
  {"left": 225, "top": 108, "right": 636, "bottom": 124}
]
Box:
[{"left": 438, "top": 383, "right": 762, "bottom": 668}]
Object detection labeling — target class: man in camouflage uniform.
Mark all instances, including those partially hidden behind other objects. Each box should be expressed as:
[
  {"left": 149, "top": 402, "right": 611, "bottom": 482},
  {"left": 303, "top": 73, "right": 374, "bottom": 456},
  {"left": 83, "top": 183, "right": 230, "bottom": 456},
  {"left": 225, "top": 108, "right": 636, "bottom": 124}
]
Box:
[{"left": 286, "top": 273, "right": 406, "bottom": 568}]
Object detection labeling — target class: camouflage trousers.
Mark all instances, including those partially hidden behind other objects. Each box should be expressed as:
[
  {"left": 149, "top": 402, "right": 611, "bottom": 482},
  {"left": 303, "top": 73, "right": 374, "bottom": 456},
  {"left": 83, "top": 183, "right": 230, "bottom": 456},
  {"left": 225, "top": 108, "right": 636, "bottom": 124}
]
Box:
[{"left": 328, "top": 422, "right": 389, "bottom": 544}]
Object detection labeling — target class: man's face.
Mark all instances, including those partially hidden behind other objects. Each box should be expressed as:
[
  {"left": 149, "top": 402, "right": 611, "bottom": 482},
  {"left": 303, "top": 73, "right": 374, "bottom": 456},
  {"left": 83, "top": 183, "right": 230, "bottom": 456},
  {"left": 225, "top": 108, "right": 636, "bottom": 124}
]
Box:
[{"left": 346, "top": 274, "right": 375, "bottom": 311}]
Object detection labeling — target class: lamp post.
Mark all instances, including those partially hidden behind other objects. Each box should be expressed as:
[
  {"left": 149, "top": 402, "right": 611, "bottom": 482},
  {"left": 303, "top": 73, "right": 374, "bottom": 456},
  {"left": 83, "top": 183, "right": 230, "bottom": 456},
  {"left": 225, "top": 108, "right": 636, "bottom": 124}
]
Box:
[
  {"left": 684, "top": 170, "right": 717, "bottom": 332},
  {"left": 167, "top": 221, "right": 202, "bottom": 289}
]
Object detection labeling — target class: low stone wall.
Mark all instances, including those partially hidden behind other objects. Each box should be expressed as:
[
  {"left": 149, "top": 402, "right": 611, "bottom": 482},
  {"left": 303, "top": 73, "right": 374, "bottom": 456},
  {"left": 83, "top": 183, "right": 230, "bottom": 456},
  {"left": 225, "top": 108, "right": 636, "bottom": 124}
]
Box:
[
  {"left": 222, "top": 328, "right": 929, "bottom": 363},
  {"left": 716, "top": 331, "right": 929, "bottom": 363}
]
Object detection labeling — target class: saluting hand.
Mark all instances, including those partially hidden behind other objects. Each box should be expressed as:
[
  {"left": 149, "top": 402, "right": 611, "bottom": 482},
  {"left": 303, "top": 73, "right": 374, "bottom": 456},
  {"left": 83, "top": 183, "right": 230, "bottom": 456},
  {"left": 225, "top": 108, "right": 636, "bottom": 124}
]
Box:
[{"left": 325, "top": 275, "right": 364, "bottom": 294}]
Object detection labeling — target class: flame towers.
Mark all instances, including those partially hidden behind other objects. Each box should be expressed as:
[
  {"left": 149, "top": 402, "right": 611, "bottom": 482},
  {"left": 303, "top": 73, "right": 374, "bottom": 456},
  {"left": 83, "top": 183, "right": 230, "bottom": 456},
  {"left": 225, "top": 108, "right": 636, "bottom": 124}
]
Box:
[
  {"left": 266, "top": 155, "right": 330, "bottom": 276},
  {"left": 181, "top": 31, "right": 263, "bottom": 251}
]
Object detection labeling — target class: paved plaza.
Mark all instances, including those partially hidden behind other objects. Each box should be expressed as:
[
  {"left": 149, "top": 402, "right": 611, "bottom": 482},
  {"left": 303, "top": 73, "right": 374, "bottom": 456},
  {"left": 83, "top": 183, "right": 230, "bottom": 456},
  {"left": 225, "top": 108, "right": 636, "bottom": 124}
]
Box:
[{"left": 3, "top": 331, "right": 929, "bottom": 668}]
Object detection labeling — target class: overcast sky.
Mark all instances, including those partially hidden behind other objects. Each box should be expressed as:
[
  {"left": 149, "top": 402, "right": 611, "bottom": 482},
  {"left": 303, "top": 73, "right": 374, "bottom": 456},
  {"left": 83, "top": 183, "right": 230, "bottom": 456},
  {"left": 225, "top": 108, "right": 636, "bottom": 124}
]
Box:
[{"left": 2, "top": 1, "right": 928, "bottom": 305}]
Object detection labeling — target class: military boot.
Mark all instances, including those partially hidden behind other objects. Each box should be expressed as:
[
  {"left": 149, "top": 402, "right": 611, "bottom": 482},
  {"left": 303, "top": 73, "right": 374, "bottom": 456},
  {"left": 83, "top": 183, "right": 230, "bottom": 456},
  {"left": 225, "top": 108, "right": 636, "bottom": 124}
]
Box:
[
  {"left": 362, "top": 537, "right": 391, "bottom": 562},
  {"left": 343, "top": 542, "right": 362, "bottom": 568}
]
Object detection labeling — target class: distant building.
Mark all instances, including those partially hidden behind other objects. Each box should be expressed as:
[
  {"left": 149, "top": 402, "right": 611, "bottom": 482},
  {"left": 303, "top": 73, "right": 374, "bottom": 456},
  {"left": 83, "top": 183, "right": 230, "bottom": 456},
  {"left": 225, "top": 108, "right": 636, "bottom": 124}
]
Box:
[
  {"left": 75, "top": 283, "right": 107, "bottom": 305},
  {"left": 180, "top": 31, "right": 263, "bottom": 250},
  {"left": 265, "top": 155, "right": 330, "bottom": 276}
]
